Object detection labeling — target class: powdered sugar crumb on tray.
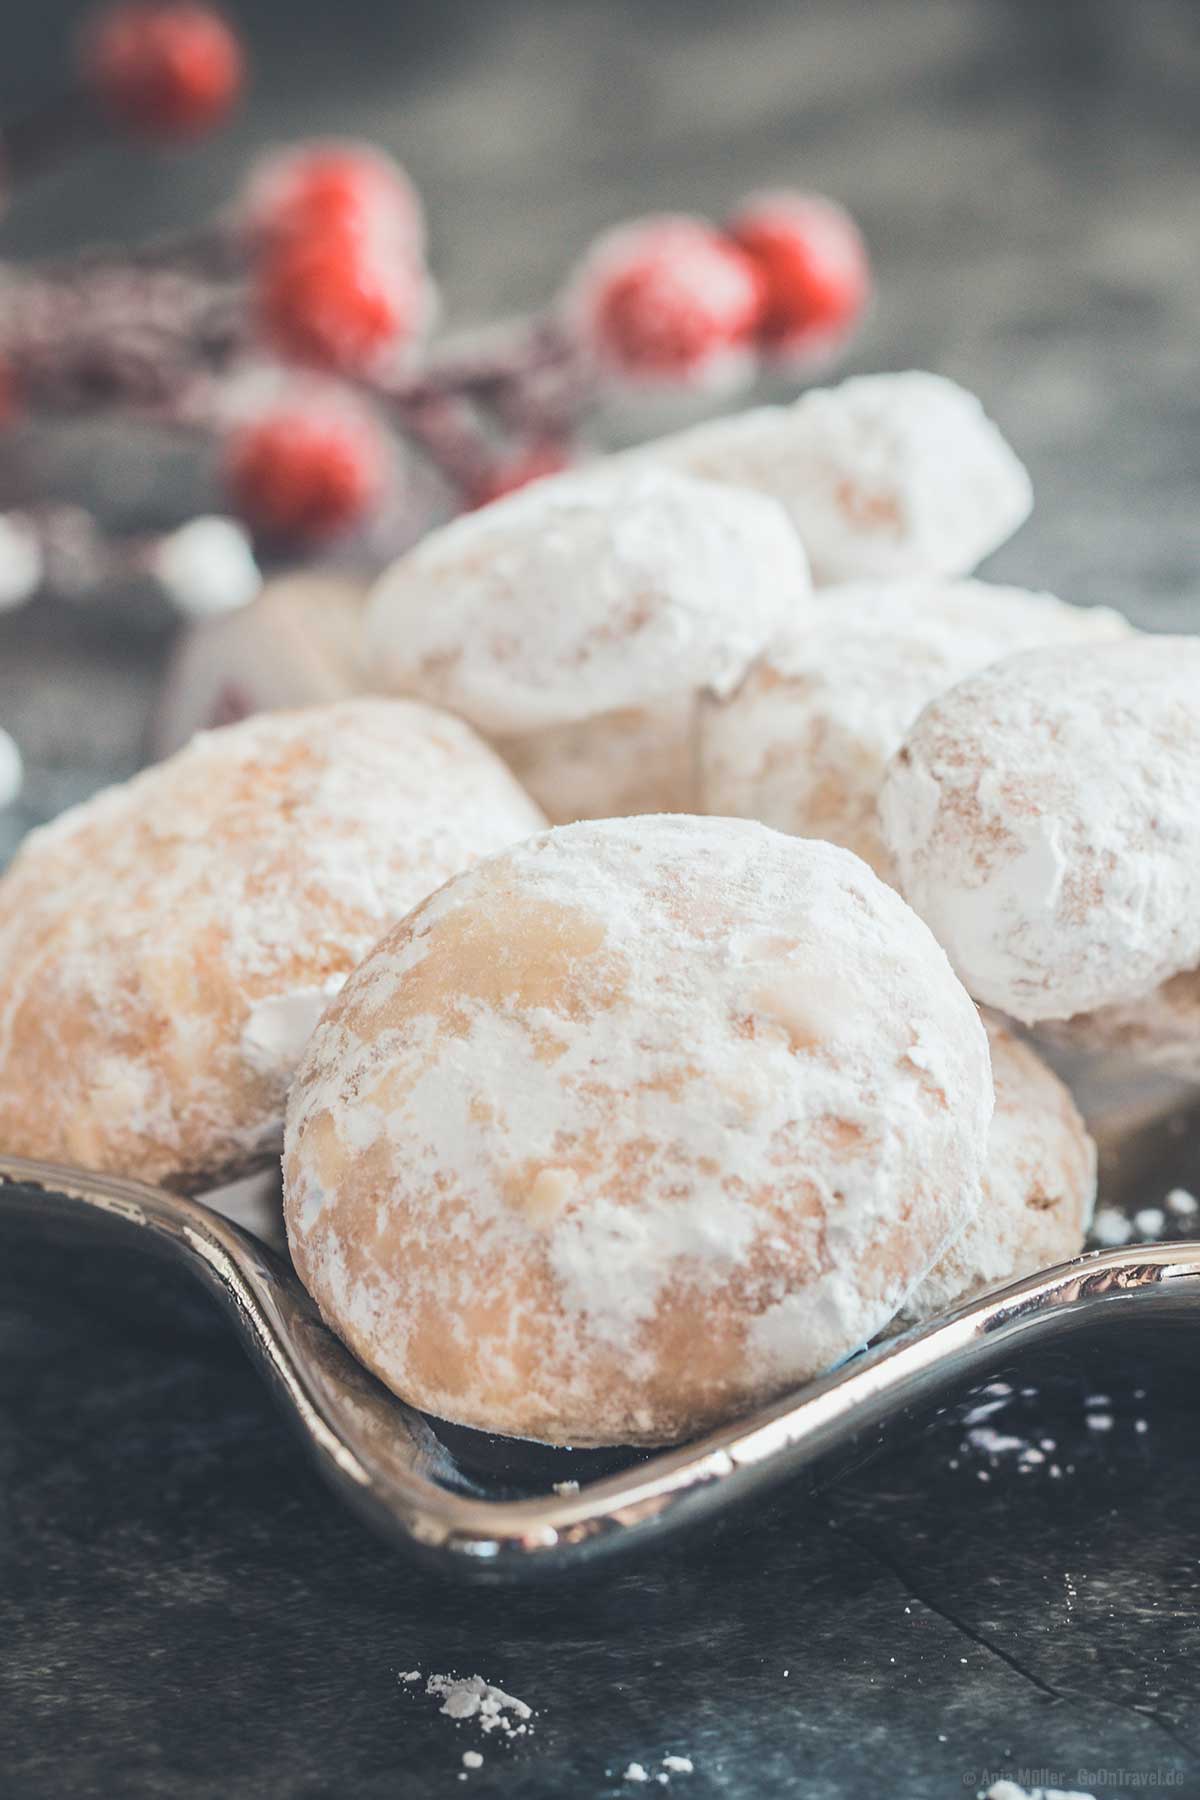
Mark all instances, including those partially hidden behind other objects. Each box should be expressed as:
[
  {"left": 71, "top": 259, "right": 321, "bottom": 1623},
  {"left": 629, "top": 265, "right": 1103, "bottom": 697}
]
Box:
[
  {"left": 426, "top": 1673, "right": 533, "bottom": 1737},
  {"left": 1091, "top": 1207, "right": 1133, "bottom": 1247}
]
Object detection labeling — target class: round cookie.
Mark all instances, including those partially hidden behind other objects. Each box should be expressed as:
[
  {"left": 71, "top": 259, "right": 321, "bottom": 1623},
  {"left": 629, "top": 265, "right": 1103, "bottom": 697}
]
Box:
[
  {"left": 0, "top": 700, "right": 545, "bottom": 1190},
  {"left": 897, "top": 1013, "right": 1096, "bottom": 1326},
  {"left": 626, "top": 370, "right": 1032, "bottom": 584},
  {"left": 879, "top": 636, "right": 1200, "bottom": 1024},
  {"left": 283, "top": 815, "right": 993, "bottom": 1447},
  {"left": 364, "top": 463, "right": 810, "bottom": 735},
  {"left": 699, "top": 580, "right": 1130, "bottom": 878},
  {"left": 1040, "top": 966, "right": 1200, "bottom": 1083},
  {"left": 499, "top": 695, "right": 699, "bottom": 824}
]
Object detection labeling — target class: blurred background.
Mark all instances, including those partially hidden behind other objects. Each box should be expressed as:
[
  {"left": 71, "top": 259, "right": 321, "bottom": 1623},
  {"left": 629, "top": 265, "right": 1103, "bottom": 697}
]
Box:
[
  {"left": 3, "top": 11, "right": 1200, "bottom": 1795},
  {"left": 0, "top": 0, "right": 1198, "bottom": 852}
]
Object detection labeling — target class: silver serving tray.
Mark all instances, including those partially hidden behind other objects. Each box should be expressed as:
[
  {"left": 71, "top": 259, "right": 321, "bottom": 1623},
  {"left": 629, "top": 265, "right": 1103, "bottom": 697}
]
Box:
[{"left": 4, "top": 1081, "right": 1198, "bottom": 1581}]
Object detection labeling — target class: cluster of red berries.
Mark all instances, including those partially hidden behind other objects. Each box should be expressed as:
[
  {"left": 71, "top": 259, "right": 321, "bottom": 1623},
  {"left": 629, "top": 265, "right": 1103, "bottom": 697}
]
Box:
[
  {"left": 10, "top": 4, "right": 871, "bottom": 549},
  {"left": 226, "top": 142, "right": 432, "bottom": 541},
  {"left": 223, "top": 179, "right": 870, "bottom": 541},
  {"left": 570, "top": 196, "right": 870, "bottom": 388}
]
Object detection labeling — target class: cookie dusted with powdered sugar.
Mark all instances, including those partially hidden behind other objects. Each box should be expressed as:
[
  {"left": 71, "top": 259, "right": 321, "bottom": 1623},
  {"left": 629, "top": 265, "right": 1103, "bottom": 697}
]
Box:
[
  {"left": 699, "top": 579, "right": 1131, "bottom": 879},
  {"left": 498, "top": 694, "right": 699, "bottom": 824},
  {"left": 283, "top": 816, "right": 993, "bottom": 1447},
  {"left": 363, "top": 463, "right": 811, "bottom": 821},
  {"left": 879, "top": 637, "right": 1200, "bottom": 1024},
  {"left": 0, "top": 700, "right": 545, "bottom": 1190},
  {"left": 1040, "top": 967, "right": 1200, "bottom": 1083},
  {"left": 365, "top": 463, "right": 810, "bottom": 735},
  {"left": 898, "top": 1014, "right": 1096, "bottom": 1326},
  {"left": 626, "top": 370, "right": 1032, "bottom": 584}
]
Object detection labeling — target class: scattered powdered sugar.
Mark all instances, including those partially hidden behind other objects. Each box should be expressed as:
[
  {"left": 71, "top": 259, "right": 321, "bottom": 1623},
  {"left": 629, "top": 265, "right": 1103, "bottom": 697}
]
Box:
[
  {"left": 461, "top": 1751, "right": 483, "bottom": 1770},
  {"left": 619, "top": 1759, "right": 692, "bottom": 1784},
  {"left": 1092, "top": 1191, "right": 1197, "bottom": 1248},
  {"left": 951, "top": 1376, "right": 1155, "bottom": 1482},
  {"left": 425, "top": 1674, "right": 533, "bottom": 1739},
  {"left": 1091, "top": 1207, "right": 1133, "bottom": 1247}
]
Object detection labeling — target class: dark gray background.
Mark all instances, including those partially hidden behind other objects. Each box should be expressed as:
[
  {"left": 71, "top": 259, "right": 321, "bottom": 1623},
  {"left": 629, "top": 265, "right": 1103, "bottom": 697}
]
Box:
[{"left": 2, "top": 3, "right": 1200, "bottom": 1796}]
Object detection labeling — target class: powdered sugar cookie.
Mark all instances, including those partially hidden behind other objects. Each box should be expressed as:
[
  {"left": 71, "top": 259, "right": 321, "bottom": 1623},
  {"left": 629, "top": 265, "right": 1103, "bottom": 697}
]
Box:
[
  {"left": 628, "top": 370, "right": 1032, "bottom": 584},
  {"left": 365, "top": 463, "right": 810, "bottom": 736},
  {"left": 283, "top": 816, "right": 993, "bottom": 1446},
  {"left": 699, "top": 580, "right": 1131, "bottom": 878},
  {"left": 0, "top": 700, "right": 544, "bottom": 1189},
  {"left": 879, "top": 637, "right": 1200, "bottom": 1023},
  {"left": 898, "top": 1013, "right": 1096, "bottom": 1325},
  {"left": 499, "top": 695, "right": 698, "bottom": 824},
  {"left": 1040, "top": 966, "right": 1200, "bottom": 1083}
]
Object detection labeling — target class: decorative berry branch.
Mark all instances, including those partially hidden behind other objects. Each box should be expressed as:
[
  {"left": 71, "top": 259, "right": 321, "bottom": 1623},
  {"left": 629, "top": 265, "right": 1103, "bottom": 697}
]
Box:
[{"left": 0, "top": 1, "right": 872, "bottom": 580}]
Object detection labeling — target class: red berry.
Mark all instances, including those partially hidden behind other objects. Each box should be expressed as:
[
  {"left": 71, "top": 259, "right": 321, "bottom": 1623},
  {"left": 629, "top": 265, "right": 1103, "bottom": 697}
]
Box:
[
  {"left": 243, "top": 141, "right": 424, "bottom": 260},
  {"left": 257, "top": 225, "right": 430, "bottom": 375},
  {"left": 469, "top": 442, "right": 574, "bottom": 509},
  {"left": 82, "top": 3, "right": 244, "bottom": 140},
  {"left": 728, "top": 192, "right": 870, "bottom": 361},
  {"left": 224, "top": 400, "right": 389, "bottom": 543},
  {"left": 568, "top": 216, "right": 764, "bottom": 387}
]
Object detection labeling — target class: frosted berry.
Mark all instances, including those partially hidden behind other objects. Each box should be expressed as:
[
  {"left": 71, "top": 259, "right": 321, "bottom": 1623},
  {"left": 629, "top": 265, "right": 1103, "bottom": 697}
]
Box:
[
  {"left": 82, "top": 3, "right": 244, "bottom": 140},
  {"left": 568, "top": 216, "right": 764, "bottom": 386},
  {"left": 728, "top": 191, "right": 869, "bottom": 361},
  {"left": 242, "top": 141, "right": 424, "bottom": 260},
  {"left": 224, "top": 401, "right": 389, "bottom": 542},
  {"left": 469, "top": 442, "right": 574, "bottom": 509},
  {"left": 257, "top": 227, "right": 430, "bottom": 375}
]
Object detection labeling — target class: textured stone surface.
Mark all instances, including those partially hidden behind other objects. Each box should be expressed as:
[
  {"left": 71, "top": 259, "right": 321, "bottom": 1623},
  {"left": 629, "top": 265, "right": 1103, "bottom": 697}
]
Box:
[{"left": 2, "top": 1, "right": 1200, "bottom": 1794}]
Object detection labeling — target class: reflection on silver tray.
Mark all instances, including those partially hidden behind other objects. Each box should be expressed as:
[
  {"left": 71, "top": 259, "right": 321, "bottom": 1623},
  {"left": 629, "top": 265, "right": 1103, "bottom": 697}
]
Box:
[{"left": 2, "top": 1078, "right": 1199, "bottom": 1580}]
